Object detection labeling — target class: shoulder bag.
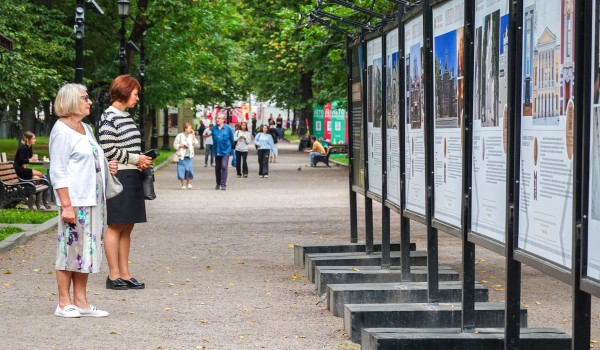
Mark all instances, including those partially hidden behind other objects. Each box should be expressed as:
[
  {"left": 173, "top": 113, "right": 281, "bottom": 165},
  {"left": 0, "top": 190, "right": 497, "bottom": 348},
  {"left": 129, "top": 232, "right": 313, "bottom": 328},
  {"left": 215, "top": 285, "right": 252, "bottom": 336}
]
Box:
[
  {"left": 142, "top": 166, "right": 156, "bottom": 200},
  {"left": 104, "top": 157, "right": 123, "bottom": 199}
]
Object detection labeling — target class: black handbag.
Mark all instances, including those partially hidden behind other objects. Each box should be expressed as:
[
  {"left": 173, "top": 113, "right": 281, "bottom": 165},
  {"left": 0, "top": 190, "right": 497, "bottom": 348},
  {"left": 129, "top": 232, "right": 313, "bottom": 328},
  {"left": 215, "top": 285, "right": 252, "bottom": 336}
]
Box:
[{"left": 142, "top": 166, "right": 156, "bottom": 200}]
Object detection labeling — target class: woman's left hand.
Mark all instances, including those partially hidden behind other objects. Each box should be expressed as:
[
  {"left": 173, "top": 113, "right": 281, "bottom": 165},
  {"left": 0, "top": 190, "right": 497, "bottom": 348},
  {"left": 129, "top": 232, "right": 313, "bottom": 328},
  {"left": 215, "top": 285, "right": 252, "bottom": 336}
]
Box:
[{"left": 108, "top": 160, "right": 118, "bottom": 175}]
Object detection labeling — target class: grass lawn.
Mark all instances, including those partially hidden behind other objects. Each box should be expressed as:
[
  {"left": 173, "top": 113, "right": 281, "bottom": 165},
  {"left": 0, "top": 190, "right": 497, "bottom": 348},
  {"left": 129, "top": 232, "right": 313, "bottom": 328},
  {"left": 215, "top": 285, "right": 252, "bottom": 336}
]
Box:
[
  {"left": 0, "top": 209, "right": 58, "bottom": 224},
  {"left": 0, "top": 226, "right": 23, "bottom": 242},
  {"left": 284, "top": 129, "right": 299, "bottom": 142},
  {"left": 330, "top": 154, "right": 349, "bottom": 165}
]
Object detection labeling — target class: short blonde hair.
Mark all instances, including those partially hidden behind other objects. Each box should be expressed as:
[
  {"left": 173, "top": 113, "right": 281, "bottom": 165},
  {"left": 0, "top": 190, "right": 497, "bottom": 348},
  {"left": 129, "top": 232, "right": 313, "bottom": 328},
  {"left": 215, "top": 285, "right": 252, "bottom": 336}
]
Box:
[{"left": 54, "top": 83, "right": 87, "bottom": 117}]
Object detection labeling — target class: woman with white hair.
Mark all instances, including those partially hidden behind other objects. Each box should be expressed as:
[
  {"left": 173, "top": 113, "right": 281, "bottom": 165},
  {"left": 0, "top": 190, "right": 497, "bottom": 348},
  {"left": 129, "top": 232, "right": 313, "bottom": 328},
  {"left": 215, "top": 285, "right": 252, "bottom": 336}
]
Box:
[{"left": 49, "top": 83, "right": 118, "bottom": 318}]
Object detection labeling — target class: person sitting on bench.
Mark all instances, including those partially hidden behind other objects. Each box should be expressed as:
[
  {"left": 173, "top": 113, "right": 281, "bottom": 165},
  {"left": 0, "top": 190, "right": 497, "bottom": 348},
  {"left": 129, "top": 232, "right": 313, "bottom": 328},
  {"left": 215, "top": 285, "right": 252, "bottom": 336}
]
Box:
[{"left": 304, "top": 136, "right": 326, "bottom": 167}]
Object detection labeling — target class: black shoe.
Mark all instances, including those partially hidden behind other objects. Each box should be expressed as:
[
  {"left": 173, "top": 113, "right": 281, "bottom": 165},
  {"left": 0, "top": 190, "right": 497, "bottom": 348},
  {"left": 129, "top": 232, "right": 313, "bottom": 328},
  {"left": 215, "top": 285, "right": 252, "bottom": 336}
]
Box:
[
  {"left": 215, "top": 185, "right": 220, "bottom": 190},
  {"left": 123, "top": 277, "right": 145, "bottom": 289},
  {"left": 221, "top": 185, "right": 226, "bottom": 191},
  {"left": 106, "top": 277, "right": 129, "bottom": 290}
]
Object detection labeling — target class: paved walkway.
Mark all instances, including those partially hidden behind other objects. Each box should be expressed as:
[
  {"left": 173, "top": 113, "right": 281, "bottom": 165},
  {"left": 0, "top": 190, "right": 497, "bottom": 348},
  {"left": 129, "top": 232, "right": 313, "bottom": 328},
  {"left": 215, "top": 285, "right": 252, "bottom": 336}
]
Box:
[
  {"left": 0, "top": 142, "right": 357, "bottom": 349},
  {"left": 4, "top": 141, "right": 595, "bottom": 348}
]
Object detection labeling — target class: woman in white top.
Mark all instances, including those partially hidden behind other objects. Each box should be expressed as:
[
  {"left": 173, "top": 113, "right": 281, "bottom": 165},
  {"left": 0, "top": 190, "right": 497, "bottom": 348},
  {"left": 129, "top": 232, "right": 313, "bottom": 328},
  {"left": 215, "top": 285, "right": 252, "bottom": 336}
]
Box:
[
  {"left": 173, "top": 122, "right": 199, "bottom": 189},
  {"left": 49, "top": 83, "right": 118, "bottom": 318},
  {"left": 234, "top": 122, "right": 252, "bottom": 177}
]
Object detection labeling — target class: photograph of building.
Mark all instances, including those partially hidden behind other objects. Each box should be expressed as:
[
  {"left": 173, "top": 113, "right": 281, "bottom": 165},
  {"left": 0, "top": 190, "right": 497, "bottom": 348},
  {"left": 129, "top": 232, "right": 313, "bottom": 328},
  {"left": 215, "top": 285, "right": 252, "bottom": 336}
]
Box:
[
  {"left": 595, "top": 0, "right": 600, "bottom": 104},
  {"left": 434, "top": 30, "right": 458, "bottom": 128},
  {"left": 498, "top": 14, "right": 509, "bottom": 123},
  {"left": 408, "top": 43, "right": 423, "bottom": 129},
  {"left": 374, "top": 59, "right": 383, "bottom": 128},
  {"left": 522, "top": 5, "right": 535, "bottom": 116},
  {"left": 367, "top": 65, "right": 373, "bottom": 123},
  {"left": 560, "top": 0, "right": 575, "bottom": 115},
  {"left": 531, "top": 26, "right": 560, "bottom": 124},
  {"left": 481, "top": 11, "right": 500, "bottom": 127},
  {"left": 387, "top": 52, "right": 399, "bottom": 129},
  {"left": 591, "top": 107, "right": 600, "bottom": 220},
  {"left": 474, "top": 26, "right": 482, "bottom": 121}
]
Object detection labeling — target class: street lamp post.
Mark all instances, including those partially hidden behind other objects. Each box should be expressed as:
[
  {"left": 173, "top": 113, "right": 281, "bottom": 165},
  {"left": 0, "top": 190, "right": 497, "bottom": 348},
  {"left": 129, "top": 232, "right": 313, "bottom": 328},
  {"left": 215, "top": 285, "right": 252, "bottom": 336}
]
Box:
[
  {"left": 117, "top": 0, "right": 130, "bottom": 75},
  {"left": 139, "top": 30, "right": 146, "bottom": 151},
  {"left": 73, "top": 1, "right": 104, "bottom": 84},
  {"left": 162, "top": 109, "right": 170, "bottom": 150},
  {"left": 74, "top": 0, "right": 85, "bottom": 83}
]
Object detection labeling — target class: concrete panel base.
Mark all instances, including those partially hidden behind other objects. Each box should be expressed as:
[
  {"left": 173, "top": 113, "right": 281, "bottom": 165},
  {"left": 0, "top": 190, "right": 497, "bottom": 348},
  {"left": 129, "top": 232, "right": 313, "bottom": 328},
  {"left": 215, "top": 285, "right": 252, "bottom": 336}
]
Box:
[
  {"left": 305, "top": 251, "right": 428, "bottom": 283},
  {"left": 293, "top": 241, "right": 415, "bottom": 267},
  {"left": 327, "top": 281, "right": 489, "bottom": 317},
  {"left": 315, "top": 265, "right": 459, "bottom": 295},
  {"left": 361, "top": 328, "right": 571, "bottom": 350},
  {"left": 345, "top": 302, "right": 527, "bottom": 343}
]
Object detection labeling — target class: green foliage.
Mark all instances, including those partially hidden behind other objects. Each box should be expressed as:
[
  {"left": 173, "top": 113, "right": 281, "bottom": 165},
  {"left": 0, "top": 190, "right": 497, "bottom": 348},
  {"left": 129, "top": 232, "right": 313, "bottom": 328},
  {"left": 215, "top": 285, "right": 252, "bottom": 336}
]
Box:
[
  {"left": 0, "top": 209, "right": 57, "bottom": 224},
  {"left": 0, "top": 0, "right": 407, "bottom": 131},
  {"left": 0, "top": 226, "right": 23, "bottom": 242}
]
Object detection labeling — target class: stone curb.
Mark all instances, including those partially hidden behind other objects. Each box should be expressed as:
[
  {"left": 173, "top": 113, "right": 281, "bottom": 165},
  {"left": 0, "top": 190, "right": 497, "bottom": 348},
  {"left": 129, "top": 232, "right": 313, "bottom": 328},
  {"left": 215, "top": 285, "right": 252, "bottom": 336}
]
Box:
[{"left": 0, "top": 217, "right": 59, "bottom": 253}]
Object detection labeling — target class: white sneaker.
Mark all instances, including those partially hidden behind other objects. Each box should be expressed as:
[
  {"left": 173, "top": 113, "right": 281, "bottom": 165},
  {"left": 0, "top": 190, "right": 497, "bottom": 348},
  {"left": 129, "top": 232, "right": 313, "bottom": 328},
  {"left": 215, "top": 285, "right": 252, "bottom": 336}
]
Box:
[
  {"left": 264, "top": 175, "right": 269, "bottom": 178},
  {"left": 55, "top": 304, "right": 81, "bottom": 318},
  {"left": 75, "top": 305, "right": 109, "bottom": 317},
  {"left": 187, "top": 184, "right": 193, "bottom": 189},
  {"left": 181, "top": 186, "right": 186, "bottom": 190}
]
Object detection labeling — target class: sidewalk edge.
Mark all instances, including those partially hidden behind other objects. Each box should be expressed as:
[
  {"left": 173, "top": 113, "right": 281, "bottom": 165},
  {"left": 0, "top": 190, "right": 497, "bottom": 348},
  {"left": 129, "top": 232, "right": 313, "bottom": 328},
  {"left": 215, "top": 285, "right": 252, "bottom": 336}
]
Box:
[{"left": 0, "top": 217, "right": 59, "bottom": 253}]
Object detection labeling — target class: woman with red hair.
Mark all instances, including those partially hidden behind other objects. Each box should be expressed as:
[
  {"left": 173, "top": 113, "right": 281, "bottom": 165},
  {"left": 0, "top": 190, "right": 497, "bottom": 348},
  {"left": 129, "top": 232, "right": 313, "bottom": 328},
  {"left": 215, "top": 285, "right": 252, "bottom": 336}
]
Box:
[{"left": 99, "top": 75, "right": 153, "bottom": 290}]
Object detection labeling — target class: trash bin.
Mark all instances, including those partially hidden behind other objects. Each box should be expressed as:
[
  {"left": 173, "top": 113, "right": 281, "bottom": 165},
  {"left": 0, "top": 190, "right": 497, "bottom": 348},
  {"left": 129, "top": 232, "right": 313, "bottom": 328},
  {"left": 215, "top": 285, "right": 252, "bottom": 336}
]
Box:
[{"left": 299, "top": 137, "right": 308, "bottom": 151}]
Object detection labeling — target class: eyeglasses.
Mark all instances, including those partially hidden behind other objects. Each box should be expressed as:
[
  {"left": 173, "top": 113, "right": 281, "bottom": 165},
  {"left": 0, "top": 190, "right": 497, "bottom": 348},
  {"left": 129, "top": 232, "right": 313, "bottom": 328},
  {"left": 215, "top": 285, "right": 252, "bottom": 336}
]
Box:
[{"left": 81, "top": 95, "right": 90, "bottom": 102}]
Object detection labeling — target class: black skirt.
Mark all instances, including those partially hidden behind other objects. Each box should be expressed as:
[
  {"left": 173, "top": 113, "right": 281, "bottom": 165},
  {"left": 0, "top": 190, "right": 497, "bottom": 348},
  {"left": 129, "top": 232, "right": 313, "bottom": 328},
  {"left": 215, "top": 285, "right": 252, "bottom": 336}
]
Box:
[{"left": 107, "top": 169, "right": 147, "bottom": 225}]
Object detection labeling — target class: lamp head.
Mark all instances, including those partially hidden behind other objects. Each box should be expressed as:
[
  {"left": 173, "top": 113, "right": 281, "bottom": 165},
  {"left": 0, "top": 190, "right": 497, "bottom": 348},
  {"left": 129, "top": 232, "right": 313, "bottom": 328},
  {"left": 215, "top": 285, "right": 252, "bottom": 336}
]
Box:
[{"left": 117, "top": 0, "right": 130, "bottom": 18}]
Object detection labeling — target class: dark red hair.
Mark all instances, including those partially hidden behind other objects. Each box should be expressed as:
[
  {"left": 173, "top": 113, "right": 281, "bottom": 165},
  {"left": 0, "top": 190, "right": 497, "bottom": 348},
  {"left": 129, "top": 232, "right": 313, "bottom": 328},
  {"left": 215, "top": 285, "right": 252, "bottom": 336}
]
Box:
[{"left": 109, "top": 74, "right": 141, "bottom": 103}]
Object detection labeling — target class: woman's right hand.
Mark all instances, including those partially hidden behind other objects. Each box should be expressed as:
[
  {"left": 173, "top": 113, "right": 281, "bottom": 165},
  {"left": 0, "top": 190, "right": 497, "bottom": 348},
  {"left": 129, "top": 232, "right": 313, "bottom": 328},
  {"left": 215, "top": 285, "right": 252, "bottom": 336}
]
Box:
[
  {"left": 137, "top": 154, "right": 152, "bottom": 169},
  {"left": 61, "top": 206, "right": 76, "bottom": 224}
]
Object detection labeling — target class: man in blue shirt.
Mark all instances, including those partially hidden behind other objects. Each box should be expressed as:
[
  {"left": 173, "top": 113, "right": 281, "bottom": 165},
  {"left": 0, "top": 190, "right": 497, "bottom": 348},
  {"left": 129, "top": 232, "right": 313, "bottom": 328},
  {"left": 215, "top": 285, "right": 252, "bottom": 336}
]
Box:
[{"left": 212, "top": 114, "right": 234, "bottom": 190}]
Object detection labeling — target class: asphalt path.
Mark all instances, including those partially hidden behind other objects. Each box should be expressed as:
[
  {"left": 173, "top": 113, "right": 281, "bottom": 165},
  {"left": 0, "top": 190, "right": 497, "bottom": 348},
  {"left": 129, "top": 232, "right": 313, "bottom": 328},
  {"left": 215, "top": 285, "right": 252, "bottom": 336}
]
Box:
[{"left": 2, "top": 140, "right": 599, "bottom": 349}]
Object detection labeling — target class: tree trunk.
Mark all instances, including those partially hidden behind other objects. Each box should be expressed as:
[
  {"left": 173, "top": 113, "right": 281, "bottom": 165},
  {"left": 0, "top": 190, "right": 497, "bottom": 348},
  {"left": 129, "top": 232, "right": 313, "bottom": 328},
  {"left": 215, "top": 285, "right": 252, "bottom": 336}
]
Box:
[
  {"left": 20, "top": 96, "right": 37, "bottom": 136},
  {"left": 299, "top": 69, "right": 314, "bottom": 136}
]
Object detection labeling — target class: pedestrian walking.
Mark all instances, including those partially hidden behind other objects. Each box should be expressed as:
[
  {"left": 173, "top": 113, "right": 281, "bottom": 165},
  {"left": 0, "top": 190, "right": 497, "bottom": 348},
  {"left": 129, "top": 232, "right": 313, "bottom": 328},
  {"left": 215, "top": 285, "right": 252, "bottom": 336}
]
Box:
[
  {"left": 234, "top": 122, "right": 252, "bottom": 177},
  {"left": 197, "top": 121, "right": 206, "bottom": 149},
  {"left": 212, "top": 113, "right": 234, "bottom": 190},
  {"left": 255, "top": 125, "right": 275, "bottom": 178},
  {"left": 50, "top": 83, "right": 118, "bottom": 317},
  {"left": 99, "top": 74, "right": 152, "bottom": 291},
  {"left": 251, "top": 113, "right": 258, "bottom": 137},
  {"left": 203, "top": 122, "right": 214, "bottom": 167},
  {"left": 231, "top": 123, "right": 239, "bottom": 168},
  {"left": 276, "top": 113, "right": 283, "bottom": 139},
  {"left": 174, "top": 122, "right": 199, "bottom": 189},
  {"left": 269, "top": 125, "right": 279, "bottom": 163}
]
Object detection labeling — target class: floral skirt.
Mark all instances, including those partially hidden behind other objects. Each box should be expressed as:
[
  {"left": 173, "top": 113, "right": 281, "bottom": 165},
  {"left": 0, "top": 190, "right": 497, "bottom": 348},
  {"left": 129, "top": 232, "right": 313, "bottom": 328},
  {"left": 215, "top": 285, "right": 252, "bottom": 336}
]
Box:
[{"left": 55, "top": 171, "right": 105, "bottom": 273}]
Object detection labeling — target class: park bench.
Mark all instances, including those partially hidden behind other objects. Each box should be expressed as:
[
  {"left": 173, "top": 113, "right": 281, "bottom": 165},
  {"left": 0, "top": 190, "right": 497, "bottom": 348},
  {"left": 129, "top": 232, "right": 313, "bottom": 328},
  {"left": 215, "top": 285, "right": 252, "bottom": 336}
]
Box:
[
  {"left": 0, "top": 162, "right": 51, "bottom": 210},
  {"left": 314, "top": 144, "right": 348, "bottom": 167}
]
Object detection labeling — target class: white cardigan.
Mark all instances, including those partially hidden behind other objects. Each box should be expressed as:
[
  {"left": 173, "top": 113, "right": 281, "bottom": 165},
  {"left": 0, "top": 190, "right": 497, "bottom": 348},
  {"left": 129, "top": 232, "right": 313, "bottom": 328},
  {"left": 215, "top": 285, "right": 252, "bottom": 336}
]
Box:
[
  {"left": 173, "top": 132, "right": 199, "bottom": 160},
  {"left": 49, "top": 121, "right": 107, "bottom": 206}
]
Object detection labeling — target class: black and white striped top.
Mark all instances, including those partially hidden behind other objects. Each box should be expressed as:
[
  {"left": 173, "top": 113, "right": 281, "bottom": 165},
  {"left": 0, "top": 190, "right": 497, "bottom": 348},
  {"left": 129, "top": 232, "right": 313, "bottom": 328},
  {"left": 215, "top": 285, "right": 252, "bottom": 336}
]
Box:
[{"left": 98, "top": 106, "right": 141, "bottom": 165}]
